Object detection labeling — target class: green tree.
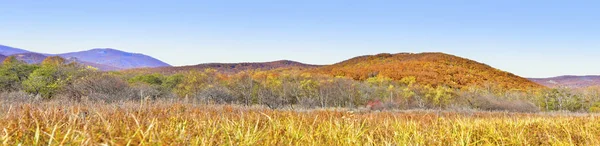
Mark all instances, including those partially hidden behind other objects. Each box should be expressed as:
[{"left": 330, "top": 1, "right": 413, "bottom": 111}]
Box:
[
  {"left": 423, "top": 86, "right": 455, "bottom": 108},
  {"left": 128, "top": 73, "right": 164, "bottom": 85},
  {"left": 300, "top": 79, "right": 319, "bottom": 99},
  {"left": 162, "top": 74, "right": 184, "bottom": 90},
  {"left": 227, "top": 71, "right": 256, "bottom": 106},
  {"left": 23, "top": 56, "right": 88, "bottom": 98},
  {"left": 589, "top": 102, "right": 600, "bottom": 113},
  {"left": 174, "top": 69, "right": 217, "bottom": 98},
  {"left": 0, "top": 56, "right": 39, "bottom": 91},
  {"left": 22, "top": 66, "right": 62, "bottom": 98}
]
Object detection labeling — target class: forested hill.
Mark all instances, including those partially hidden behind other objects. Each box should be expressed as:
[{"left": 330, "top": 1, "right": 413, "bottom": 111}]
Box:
[
  {"left": 123, "top": 52, "right": 542, "bottom": 90},
  {"left": 312, "top": 52, "right": 542, "bottom": 90}
]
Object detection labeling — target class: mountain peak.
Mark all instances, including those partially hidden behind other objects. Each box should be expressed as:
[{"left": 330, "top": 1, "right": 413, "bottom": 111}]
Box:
[
  {"left": 86, "top": 48, "right": 135, "bottom": 55},
  {"left": 90, "top": 48, "right": 124, "bottom": 52}
]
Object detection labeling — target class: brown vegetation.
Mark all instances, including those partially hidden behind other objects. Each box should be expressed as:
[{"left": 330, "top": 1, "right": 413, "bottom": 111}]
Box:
[
  {"left": 0, "top": 100, "right": 599, "bottom": 145},
  {"left": 313, "top": 53, "right": 542, "bottom": 90}
]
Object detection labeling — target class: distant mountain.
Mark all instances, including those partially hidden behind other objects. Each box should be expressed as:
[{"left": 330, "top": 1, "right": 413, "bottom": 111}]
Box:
[
  {"left": 64, "top": 57, "right": 122, "bottom": 71},
  {"left": 0, "top": 45, "right": 30, "bottom": 56},
  {"left": 12, "top": 53, "right": 47, "bottom": 64},
  {"left": 312, "top": 53, "right": 542, "bottom": 90},
  {"left": 0, "top": 44, "right": 171, "bottom": 71},
  {"left": 529, "top": 76, "right": 600, "bottom": 88},
  {"left": 58, "top": 48, "right": 171, "bottom": 69},
  {"left": 126, "top": 60, "right": 319, "bottom": 74},
  {"left": 5, "top": 52, "right": 120, "bottom": 70}
]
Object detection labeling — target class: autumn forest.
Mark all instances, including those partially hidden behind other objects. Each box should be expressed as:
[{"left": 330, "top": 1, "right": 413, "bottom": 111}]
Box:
[
  {"left": 2, "top": 52, "right": 600, "bottom": 145},
  {"left": 0, "top": 52, "right": 597, "bottom": 112}
]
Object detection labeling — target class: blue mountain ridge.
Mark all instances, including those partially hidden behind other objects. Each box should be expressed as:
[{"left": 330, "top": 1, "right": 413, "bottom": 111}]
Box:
[{"left": 0, "top": 45, "right": 171, "bottom": 70}]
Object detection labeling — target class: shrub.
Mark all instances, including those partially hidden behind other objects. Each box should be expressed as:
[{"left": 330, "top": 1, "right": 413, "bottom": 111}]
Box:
[
  {"left": 23, "top": 57, "right": 91, "bottom": 99},
  {"left": 22, "top": 66, "right": 63, "bottom": 98},
  {"left": 367, "top": 100, "right": 384, "bottom": 111},
  {"left": 0, "top": 91, "right": 36, "bottom": 103},
  {"left": 195, "top": 85, "right": 236, "bottom": 104},
  {"left": 589, "top": 102, "right": 600, "bottom": 113},
  {"left": 64, "top": 73, "right": 136, "bottom": 102},
  {"left": 470, "top": 94, "right": 539, "bottom": 113},
  {"left": 0, "top": 59, "right": 38, "bottom": 92},
  {"left": 128, "top": 73, "right": 164, "bottom": 85},
  {"left": 298, "top": 98, "right": 320, "bottom": 108}
]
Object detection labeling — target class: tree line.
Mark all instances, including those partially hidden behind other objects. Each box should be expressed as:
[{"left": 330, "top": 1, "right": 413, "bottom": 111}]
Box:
[{"left": 1, "top": 56, "right": 600, "bottom": 112}]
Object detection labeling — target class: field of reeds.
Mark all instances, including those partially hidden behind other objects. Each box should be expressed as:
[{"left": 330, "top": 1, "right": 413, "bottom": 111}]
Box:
[{"left": 1, "top": 100, "right": 600, "bottom": 145}]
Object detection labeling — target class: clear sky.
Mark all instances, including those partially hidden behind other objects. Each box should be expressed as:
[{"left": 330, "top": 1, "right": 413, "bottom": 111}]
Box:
[{"left": 1, "top": 0, "right": 599, "bottom": 78}]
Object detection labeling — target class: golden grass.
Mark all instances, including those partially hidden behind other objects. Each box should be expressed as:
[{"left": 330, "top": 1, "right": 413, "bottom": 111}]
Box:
[{"left": 1, "top": 101, "right": 599, "bottom": 145}]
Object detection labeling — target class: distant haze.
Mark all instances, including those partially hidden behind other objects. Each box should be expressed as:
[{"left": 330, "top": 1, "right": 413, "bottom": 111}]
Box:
[{"left": 2, "top": 0, "right": 600, "bottom": 78}]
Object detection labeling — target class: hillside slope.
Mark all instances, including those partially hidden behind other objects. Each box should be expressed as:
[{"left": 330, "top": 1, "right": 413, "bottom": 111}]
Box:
[
  {"left": 529, "top": 76, "right": 600, "bottom": 88},
  {"left": 126, "top": 60, "right": 319, "bottom": 74},
  {"left": 313, "top": 53, "right": 542, "bottom": 90}
]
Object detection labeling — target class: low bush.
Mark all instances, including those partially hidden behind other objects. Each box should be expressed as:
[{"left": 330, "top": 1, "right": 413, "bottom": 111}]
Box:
[{"left": 470, "top": 95, "right": 539, "bottom": 113}]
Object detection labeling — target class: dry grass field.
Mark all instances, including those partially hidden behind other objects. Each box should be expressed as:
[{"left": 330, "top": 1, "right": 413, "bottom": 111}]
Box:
[{"left": 1, "top": 101, "right": 599, "bottom": 145}]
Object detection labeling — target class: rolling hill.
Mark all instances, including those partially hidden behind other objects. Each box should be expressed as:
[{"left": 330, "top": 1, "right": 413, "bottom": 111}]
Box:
[
  {"left": 125, "top": 52, "right": 541, "bottom": 90},
  {"left": 126, "top": 60, "right": 319, "bottom": 74},
  {"left": 529, "top": 76, "right": 600, "bottom": 88},
  {"left": 312, "top": 53, "right": 542, "bottom": 90}
]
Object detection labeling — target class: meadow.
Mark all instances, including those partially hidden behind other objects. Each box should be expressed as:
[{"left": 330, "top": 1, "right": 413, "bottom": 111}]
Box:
[{"left": 1, "top": 100, "right": 599, "bottom": 145}]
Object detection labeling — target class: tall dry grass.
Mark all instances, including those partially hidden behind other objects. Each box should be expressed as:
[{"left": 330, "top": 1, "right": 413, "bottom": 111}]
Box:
[{"left": 1, "top": 100, "right": 599, "bottom": 145}]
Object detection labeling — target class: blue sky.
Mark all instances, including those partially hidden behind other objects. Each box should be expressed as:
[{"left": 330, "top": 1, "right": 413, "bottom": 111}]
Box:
[{"left": 1, "top": 0, "right": 599, "bottom": 78}]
